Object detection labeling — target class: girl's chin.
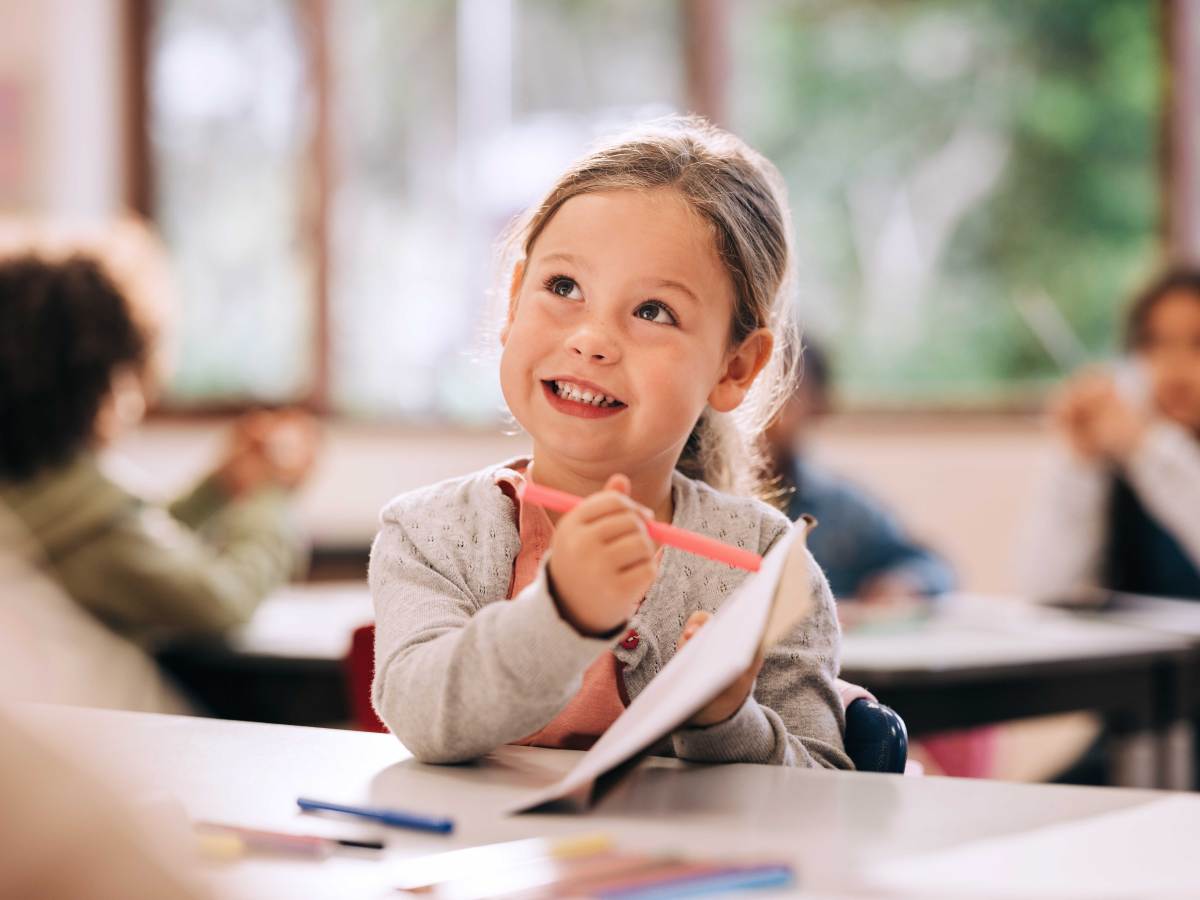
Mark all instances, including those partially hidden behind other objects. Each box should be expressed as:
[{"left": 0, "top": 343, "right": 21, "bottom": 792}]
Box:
[{"left": 538, "top": 437, "right": 624, "bottom": 465}]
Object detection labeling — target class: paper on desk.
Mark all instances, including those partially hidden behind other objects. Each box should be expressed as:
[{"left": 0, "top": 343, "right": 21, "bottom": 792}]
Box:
[
  {"left": 511, "top": 522, "right": 816, "bottom": 814},
  {"left": 863, "top": 795, "right": 1200, "bottom": 899}
]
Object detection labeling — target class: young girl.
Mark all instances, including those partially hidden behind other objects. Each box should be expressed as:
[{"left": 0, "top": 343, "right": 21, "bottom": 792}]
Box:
[
  {"left": 369, "top": 117, "right": 850, "bottom": 768},
  {"left": 1021, "top": 268, "right": 1200, "bottom": 600}
]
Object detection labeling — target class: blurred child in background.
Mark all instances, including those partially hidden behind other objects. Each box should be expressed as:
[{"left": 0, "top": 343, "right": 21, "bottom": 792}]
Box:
[
  {"left": 1022, "top": 268, "right": 1200, "bottom": 601},
  {"left": 0, "top": 219, "right": 318, "bottom": 707},
  {"left": 764, "top": 339, "right": 955, "bottom": 609}
]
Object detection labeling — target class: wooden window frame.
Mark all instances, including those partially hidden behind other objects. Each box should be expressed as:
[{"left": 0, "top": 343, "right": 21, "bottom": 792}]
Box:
[{"left": 123, "top": 0, "right": 333, "bottom": 419}]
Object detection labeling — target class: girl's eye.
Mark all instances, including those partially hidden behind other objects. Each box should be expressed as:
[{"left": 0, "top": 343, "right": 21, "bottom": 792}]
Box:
[
  {"left": 634, "top": 300, "right": 678, "bottom": 326},
  {"left": 545, "top": 275, "right": 582, "bottom": 300}
]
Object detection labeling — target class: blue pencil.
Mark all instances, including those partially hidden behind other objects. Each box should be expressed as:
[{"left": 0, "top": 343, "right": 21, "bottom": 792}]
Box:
[{"left": 296, "top": 797, "right": 454, "bottom": 834}]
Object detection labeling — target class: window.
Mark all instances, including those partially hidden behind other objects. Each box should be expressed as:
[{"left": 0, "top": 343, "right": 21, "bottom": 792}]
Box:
[
  {"left": 730, "top": 0, "right": 1160, "bottom": 406},
  {"left": 141, "top": 0, "right": 1163, "bottom": 415},
  {"left": 147, "top": 0, "right": 316, "bottom": 403},
  {"left": 146, "top": 0, "right": 684, "bottom": 420}
]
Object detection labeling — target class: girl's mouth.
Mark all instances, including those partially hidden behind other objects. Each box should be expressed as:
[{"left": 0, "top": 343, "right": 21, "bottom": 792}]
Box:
[{"left": 541, "top": 379, "right": 628, "bottom": 419}]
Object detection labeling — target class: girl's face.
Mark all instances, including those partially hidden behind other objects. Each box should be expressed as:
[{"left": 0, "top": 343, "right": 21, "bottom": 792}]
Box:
[
  {"left": 500, "top": 188, "right": 767, "bottom": 479},
  {"left": 1141, "top": 290, "right": 1200, "bottom": 432}
]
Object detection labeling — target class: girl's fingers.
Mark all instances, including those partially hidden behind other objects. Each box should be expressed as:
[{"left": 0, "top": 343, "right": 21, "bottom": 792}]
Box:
[
  {"left": 748, "top": 650, "right": 765, "bottom": 678},
  {"left": 574, "top": 492, "right": 628, "bottom": 522},
  {"left": 676, "top": 610, "right": 712, "bottom": 651},
  {"left": 609, "top": 532, "right": 656, "bottom": 572},
  {"left": 590, "top": 511, "right": 650, "bottom": 545},
  {"left": 617, "top": 559, "right": 657, "bottom": 592},
  {"left": 604, "top": 473, "right": 631, "bottom": 495},
  {"left": 576, "top": 490, "right": 650, "bottom": 524}
]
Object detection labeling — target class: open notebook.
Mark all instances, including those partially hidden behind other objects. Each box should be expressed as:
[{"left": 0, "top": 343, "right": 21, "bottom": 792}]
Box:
[{"left": 511, "top": 518, "right": 818, "bottom": 814}]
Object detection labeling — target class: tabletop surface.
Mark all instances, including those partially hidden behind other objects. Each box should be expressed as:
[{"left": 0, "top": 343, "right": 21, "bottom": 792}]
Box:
[
  {"left": 1062, "top": 593, "right": 1200, "bottom": 640},
  {"left": 227, "top": 582, "right": 374, "bottom": 660},
  {"left": 20, "top": 705, "right": 1200, "bottom": 899},
  {"left": 839, "top": 594, "right": 1191, "bottom": 677}
]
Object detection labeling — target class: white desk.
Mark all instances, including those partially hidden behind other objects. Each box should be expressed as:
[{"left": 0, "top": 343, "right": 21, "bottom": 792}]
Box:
[{"left": 23, "top": 706, "right": 1200, "bottom": 899}]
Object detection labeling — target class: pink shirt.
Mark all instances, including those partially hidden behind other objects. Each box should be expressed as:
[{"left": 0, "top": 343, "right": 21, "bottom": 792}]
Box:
[{"left": 495, "top": 466, "right": 629, "bottom": 751}]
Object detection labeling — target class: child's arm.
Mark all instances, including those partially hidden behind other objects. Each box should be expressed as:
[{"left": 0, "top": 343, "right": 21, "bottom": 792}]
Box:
[
  {"left": 1016, "top": 448, "right": 1109, "bottom": 600},
  {"left": 57, "top": 486, "right": 300, "bottom": 641},
  {"left": 842, "top": 501, "right": 956, "bottom": 600},
  {"left": 670, "top": 541, "right": 852, "bottom": 769},
  {"left": 370, "top": 476, "right": 657, "bottom": 764},
  {"left": 370, "top": 522, "right": 610, "bottom": 763}
]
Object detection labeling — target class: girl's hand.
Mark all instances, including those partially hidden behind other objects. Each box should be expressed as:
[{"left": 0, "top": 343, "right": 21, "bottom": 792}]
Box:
[
  {"left": 215, "top": 412, "right": 276, "bottom": 498},
  {"left": 1052, "top": 372, "right": 1111, "bottom": 461},
  {"left": 546, "top": 474, "right": 659, "bottom": 636},
  {"left": 1085, "top": 382, "right": 1149, "bottom": 463},
  {"left": 217, "top": 409, "right": 321, "bottom": 497},
  {"left": 255, "top": 408, "right": 321, "bottom": 489},
  {"left": 677, "top": 610, "right": 763, "bottom": 727}
]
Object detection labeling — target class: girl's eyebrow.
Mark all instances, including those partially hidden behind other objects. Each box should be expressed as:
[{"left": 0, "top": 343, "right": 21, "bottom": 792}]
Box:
[
  {"left": 539, "top": 251, "right": 589, "bottom": 270},
  {"left": 651, "top": 278, "right": 700, "bottom": 306}
]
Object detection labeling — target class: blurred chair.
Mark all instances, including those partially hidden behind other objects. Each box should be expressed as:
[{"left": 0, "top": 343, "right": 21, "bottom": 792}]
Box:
[{"left": 346, "top": 624, "right": 387, "bottom": 732}]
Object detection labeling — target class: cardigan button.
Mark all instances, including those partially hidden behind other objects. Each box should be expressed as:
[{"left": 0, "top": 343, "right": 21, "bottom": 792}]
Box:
[{"left": 620, "top": 629, "right": 640, "bottom": 650}]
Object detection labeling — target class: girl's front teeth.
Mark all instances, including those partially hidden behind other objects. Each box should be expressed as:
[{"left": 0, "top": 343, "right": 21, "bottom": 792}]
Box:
[{"left": 554, "top": 381, "right": 620, "bottom": 407}]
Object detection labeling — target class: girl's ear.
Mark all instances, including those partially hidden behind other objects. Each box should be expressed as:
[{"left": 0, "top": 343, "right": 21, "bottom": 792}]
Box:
[
  {"left": 499, "top": 260, "right": 525, "bottom": 346},
  {"left": 708, "top": 328, "right": 774, "bottom": 413}
]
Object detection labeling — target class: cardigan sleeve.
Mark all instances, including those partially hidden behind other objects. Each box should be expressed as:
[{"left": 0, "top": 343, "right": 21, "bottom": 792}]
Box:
[
  {"left": 1017, "top": 448, "right": 1110, "bottom": 600},
  {"left": 369, "top": 501, "right": 613, "bottom": 764}
]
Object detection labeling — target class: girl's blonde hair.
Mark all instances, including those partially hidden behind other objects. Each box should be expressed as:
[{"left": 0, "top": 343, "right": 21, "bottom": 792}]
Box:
[{"left": 498, "top": 116, "right": 799, "bottom": 499}]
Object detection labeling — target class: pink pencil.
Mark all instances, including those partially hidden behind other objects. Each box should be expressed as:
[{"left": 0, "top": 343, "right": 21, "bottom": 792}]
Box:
[{"left": 518, "top": 481, "right": 763, "bottom": 572}]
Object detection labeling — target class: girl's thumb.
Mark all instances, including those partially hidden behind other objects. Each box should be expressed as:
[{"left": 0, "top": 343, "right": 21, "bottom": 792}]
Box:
[{"left": 604, "top": 473, "right": 631, "bottom": 495}]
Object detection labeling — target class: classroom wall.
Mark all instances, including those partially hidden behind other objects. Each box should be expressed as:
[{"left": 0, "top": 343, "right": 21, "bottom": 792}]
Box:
[
  {"left": 809, "top": 417, "right": 1048, "bottom": 595},
  {"left": 110, "top": 416, "right": 1052, "bottom": 595}
]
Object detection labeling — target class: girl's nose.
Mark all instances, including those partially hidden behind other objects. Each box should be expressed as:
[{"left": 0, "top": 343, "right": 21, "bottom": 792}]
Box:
[{"left": 567, "top": 324, "right": 621, "bottom": 364}]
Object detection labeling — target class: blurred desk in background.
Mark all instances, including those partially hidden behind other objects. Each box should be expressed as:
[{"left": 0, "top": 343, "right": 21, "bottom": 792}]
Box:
[
  {"left": 157, "top": 582, "right": 372, "bottom": 727},
  {"left": 308, "top": 543, "right": 372, "bottom": 583},
  {"left": 841, "top": 595, "right": 1194, "bottom": 790},
  {"left": 1057, "top": 592, "right": 1200, "bottom": 787},
  {"left": 1071, "top": 593, "right": 1200, "bottom": 640}
]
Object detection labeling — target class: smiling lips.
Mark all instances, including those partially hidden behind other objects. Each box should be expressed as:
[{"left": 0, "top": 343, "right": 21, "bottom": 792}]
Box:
[{"left": 541, "top": 378, "right": 628, "bottom": 419}]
